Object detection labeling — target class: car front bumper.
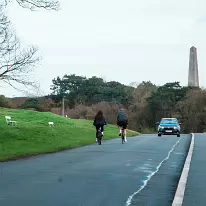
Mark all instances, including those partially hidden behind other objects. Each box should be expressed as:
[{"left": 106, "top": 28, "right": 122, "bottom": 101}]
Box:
[{"left": 158, "top": 128, "right": 180, "bottom": 135}]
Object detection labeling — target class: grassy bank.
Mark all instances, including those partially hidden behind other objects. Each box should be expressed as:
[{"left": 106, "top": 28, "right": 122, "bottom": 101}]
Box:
[{"left": 0, "top": 108, "right": 139, "bottom": 161}]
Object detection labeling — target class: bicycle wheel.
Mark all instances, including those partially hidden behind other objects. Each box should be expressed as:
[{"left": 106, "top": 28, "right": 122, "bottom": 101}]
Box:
[{"left": 97, "top": 130, "right": 102, "bottom": 145}]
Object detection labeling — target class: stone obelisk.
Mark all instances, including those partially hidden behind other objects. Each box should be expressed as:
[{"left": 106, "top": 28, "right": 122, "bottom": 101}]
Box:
[{"left": 188, "top": 46, "right": 199, "bottom": 87}]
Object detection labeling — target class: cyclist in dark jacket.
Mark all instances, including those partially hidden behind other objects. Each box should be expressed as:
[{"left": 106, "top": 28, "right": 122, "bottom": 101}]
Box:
[
  {"left": 93, "top": 110, "right": 107, "bottom": 142},
  {"left": 117, "top": 108, "right": 128, "bottom": 142}
]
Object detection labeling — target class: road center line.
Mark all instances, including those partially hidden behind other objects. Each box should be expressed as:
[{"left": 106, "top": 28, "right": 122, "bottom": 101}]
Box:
[{"left": 126, "top": 138, "right": 182, "bottom": 206}]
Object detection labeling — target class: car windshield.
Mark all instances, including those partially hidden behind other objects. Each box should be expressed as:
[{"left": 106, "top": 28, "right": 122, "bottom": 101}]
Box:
[{"left": 161, "top": 119, "right": 178, "bottom": 124}]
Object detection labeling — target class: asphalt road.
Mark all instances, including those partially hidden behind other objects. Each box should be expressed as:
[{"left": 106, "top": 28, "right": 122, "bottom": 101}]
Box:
[
  {"left": 0, "top": 134, "right": 191, "bottom": 206},
  {"left": 183, "top": 133, "right": 206, "bottom": 206}
]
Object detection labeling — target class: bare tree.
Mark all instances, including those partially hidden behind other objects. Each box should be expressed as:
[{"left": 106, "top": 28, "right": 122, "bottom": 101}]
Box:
[
  {"left": 0, "top": 0, "right": 59, "bottom": 91},
  {"left": 5, "top": 0, "right": 60, "bottom": 10},
  {"left": 0, "top": 6, "right": 40, "bottom": 90}
]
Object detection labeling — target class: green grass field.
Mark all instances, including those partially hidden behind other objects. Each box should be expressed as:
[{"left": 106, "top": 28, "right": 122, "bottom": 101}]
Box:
[{"left": 0, "top": 108, "right": 139, "bottom": 161}]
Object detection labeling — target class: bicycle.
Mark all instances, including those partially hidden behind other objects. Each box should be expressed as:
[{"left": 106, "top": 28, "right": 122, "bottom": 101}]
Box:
[{"left": 97, "top": 127, "right": 103, "bottom": 145}]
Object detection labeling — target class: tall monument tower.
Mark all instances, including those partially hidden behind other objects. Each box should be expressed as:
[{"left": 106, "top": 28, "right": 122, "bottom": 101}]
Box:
[{"left": 188, "top": 46, "right": 199, "bottom": 87}]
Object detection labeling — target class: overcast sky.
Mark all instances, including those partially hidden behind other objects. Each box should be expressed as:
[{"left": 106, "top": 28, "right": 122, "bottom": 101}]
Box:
[{"left": 1, "top": 0, "right": 206, "bottom": 97}]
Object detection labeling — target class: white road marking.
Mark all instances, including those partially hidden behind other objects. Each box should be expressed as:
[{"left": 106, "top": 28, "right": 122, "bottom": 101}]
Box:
[
  {"left": 126, "top": 138, "right": 182, "bottom": 206},
  {"left": 172, "top": 133, "right": 194, "bottom": 206}
]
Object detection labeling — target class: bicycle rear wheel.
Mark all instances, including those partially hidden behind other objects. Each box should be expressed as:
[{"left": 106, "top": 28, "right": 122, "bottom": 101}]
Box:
[
  {"left": 98, "top": 136, "right": 102, "bottom": 145},
  {"left": 97, "top": 130, "right": 102, "bottom": 145}
]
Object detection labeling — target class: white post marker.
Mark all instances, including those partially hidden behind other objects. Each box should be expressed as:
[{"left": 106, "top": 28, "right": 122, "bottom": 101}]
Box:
[
  {"left": 5, "top": 116, "right": 17, "bottom": 126},
  {"left": 5, "top": 116, "right": 11, "bottom": 121},
  {"left": 172, "top": 133, "right": 195, "bottom": 206},
  {"left": 48, "top": 122, "right": 54, "bottom": 127}
]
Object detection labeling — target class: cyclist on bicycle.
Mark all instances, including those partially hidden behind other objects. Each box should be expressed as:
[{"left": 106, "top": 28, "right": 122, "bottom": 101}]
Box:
[
  {"left": 117, "top": 108, "right": 128, "bottom": 142},
  {"left": 93, "top": 110, "right": 107, "bottom": 142}
]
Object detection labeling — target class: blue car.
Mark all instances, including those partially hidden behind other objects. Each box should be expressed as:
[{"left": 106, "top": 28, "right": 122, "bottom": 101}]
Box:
[{"left": 156, "top": 118, "right": 181, "bottom": 137}]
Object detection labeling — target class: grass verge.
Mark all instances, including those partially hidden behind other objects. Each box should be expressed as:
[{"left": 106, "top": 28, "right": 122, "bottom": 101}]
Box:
[{"left": 0, "top": 108, "right": 139, "bottom": 162}]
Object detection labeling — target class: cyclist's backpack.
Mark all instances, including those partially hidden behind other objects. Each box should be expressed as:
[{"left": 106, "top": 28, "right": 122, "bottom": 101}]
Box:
[{"left": 117, "top": 111, "right": 127, "bottom": 121}]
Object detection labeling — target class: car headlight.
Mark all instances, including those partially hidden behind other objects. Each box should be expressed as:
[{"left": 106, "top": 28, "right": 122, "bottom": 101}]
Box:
[{"left": 159, "top": 126, "right": 164, "bottom": 129}]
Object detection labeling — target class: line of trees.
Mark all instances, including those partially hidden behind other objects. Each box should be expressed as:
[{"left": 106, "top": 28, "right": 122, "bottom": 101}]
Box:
[
  {"left": 6, "top": 74, "right": 206, "bottom": 134},
  {"left": 49, "top": 75, "right": 206, "bottom": 133},
  {"left": 50, "top": 74, "right": 134, "bottom": 108}
]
